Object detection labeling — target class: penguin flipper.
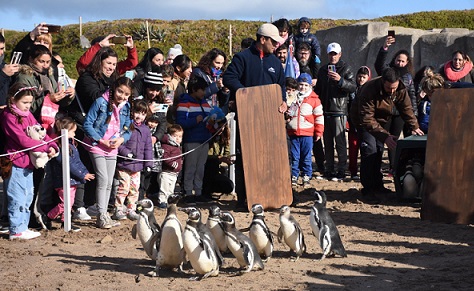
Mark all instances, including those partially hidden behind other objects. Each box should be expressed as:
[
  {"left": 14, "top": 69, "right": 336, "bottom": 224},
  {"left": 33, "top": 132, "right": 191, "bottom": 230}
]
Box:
[
  {"left": 320, "top": 226, "right": 332, "bottom": 260},
  {"left": 239, "top": 226, "right": 250, "bottom": 232},
  {"left": 131, "top": 224, "right": 137, "bottom": 239},
  {"left": 277, "top": 227, "right": 283, "bottom": 243},
  {"left": 294, "top": 223, "right": 306, "bottom": 256},
  {"left": 241, "top": 243, "right": 254, "bottom": 273}
]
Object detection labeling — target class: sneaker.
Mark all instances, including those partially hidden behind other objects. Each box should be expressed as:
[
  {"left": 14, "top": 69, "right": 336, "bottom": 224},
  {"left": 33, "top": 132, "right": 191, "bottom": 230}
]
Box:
[
  {"left": 157, "top": 202, "right": 168, "bottom": 209},
  {"left": 105, "top": 214, "right": 121, "bottom": 227},
  {"left": 73, "top": 207, "right": 92, "bottom": 221},
  {"left": 0, "top": 225, "right": 10, "bottom": 234},
  {"left": 112, "top": 208, "right": 127, "bottom": 220},
  {"left": 291, "top": 176, "right": 298, "bottom": 186},
  {"left": 127, "top": 209, "right": 140, "bottom": 221},
  {"left": 351, "top": 175, "right": 360, "bottom": 182},
  {"left": 86, "top": 204, "right": 100, "bottom": 217},
  {"left": 62, "top": 222, "right": 81, "bottom": 232},
  {"left": 96, "top": 213, "right": 112, "bottom": 229},
  {"left": 303, "top": 175, "right": 311, "bottom": 187},
  {"left": 9, "top": 229, "right": 41, "bottom": 240}
]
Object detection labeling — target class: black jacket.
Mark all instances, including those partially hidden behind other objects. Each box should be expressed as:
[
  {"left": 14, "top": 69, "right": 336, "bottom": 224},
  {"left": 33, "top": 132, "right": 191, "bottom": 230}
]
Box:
[{"left": 315, "top": 60, "right": 356, "bottom": 116}]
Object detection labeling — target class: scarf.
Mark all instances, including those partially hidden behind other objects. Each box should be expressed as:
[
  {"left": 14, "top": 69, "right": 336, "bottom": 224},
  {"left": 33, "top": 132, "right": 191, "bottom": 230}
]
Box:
[
  {"left": 443, "top": 61, "right": 473, "bottom": 82},
  {"left": 11, "top": 104, "right": 30, "bottom": 117},
  {"left": 29, "top": 62, "right": 54, "bottom": 95}
]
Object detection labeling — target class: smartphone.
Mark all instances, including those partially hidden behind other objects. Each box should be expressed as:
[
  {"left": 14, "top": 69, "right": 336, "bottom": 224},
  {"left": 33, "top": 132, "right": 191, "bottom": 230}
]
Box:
[
  {"left": 125, "top": 70, "right": 134, "bottom": 80},
  {"left": 10, "top": 51, "right": 22, "bottom": 65},
  {"left": 110, "top": 36, "right": 127, "bottom": 45},
  {"left": 388, "top": 30, "right": 395, "bottom": 38},
  {"left": 45, "top": 24, "right": 61, "bottom": 34},
  {"left": 153, "top": 103, "right": 169, "bottom": 113},
  {"left": 328, "top": 65, "right": 336, "bottom": 72}
]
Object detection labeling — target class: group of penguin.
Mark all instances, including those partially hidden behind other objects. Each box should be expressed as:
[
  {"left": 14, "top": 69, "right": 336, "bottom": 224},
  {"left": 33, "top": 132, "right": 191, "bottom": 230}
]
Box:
[{"left": 131, "top": 189, "right": 346, "bottom": 281}]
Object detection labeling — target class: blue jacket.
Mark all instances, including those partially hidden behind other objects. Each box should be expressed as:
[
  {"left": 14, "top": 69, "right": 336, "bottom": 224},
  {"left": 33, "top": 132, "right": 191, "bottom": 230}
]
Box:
[
  {"left": 417, "top": 100, "right": 430, "bottom": 133},
  {"left": 83, "top": 95, "right": 131, "bottom": 144},
  {"left": 176, "top": 93, "right": 212, "bottom": 143},
  {"left": 117, "top": 122, "right": 154, "bottom": 172},
  {"left": 51, "top": 141, "right": 89, "bottom": 188},
  {"left": 223, "top": 42, "right": 286, "bottom": 103}
]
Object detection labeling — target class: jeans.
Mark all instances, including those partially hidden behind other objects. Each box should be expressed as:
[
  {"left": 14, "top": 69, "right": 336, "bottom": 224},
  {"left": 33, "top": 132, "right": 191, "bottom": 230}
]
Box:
[
  {"left": 90, "top": 153, "right": 117, "bottom": 214},
  {"left": 289, "top": 135, "right": 313, "bottom": 177},
  {"left": 4, "top": 165, "right": 34, "bottom": 235}
]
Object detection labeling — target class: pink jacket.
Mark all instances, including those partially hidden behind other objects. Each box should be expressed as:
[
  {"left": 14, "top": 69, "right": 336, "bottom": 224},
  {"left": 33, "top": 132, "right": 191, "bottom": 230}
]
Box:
[
  {"left": 1, "top": 108, "right": 58, "bottom": 169},
  {"left": 286, "top": 90, "right": 324, "bottom": 137}
]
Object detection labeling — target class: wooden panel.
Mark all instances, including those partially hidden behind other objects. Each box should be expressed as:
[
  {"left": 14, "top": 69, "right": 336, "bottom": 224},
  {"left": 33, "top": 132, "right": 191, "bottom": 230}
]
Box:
[
  {"left": 421, "top": 88, "right": 474, "bottom": 224},
  {"left": 236, "top": 84, "right": 293, "bottom": 210}
]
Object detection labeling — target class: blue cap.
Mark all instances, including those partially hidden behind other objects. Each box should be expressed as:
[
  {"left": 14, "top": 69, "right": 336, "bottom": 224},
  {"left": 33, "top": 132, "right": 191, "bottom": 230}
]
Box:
[{"left": 297, "top": 73, "right": 312, "bottom": 86}]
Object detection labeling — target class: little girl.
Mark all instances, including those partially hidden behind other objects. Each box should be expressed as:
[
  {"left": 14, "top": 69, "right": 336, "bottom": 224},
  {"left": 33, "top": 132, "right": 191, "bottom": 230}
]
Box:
[
  {"left": 0, "top": 83, "right": 58, "bottom": 240},
  {"left": 83, "top": 76, "right": 132, "bottom": 229},
  {"left": 47, "top": 117, "right": 95, "bottom": 231},
  {"left": 113, "top": 100, "right": 153, "bottom": 220}
]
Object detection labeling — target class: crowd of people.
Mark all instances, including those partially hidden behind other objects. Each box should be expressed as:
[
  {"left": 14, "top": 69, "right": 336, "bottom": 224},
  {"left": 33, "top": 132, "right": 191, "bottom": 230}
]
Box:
[{"left": 0, "top": 18, "right": 473, "bottom": 240}]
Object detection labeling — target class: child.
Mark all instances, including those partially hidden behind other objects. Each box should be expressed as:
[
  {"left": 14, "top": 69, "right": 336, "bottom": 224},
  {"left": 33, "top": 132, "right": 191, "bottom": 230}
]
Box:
[
  {"left": 417, "top": 70, "right": 445, "bottom": 134},
  {"left": 158, "top": 124, "right": 184, "bottom": 208},
  {"left": 286, "top": 73, "right": 324, "bottom": 187},
  {"left": 144, "top": 115, "right": 164, "bottom": 201},
  {"left": 293, "top": 17, "right": 321, "bottom": 67},
  {"left": 47, "top": 117, "right": 95, "bottom": 231},
  {"left": 285, "top": 77, "right": 299, "bottom": 107},
  {"left": 113, "top": 100, "right": 154, "bottom": 220},
  {"left": 176, "top": 76, "right": 213, "bottom": 204},
  {"left": 0, "top": 83, "right": 58, "bottom": 240},
  {"left": 83, "top": 76, "right": 132, "bottom": 229},
  {"left": 348, "top": 66, "right": 371, "bottom": 181}
]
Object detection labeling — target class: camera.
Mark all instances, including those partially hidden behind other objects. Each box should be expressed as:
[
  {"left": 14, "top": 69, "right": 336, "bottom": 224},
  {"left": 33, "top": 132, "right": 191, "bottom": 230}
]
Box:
[
  {"left": 110, "top": 36, "right": 127, "bottom": 45},
  {"left": 45, "top": 24, "right": 61, "bottom": 34}
]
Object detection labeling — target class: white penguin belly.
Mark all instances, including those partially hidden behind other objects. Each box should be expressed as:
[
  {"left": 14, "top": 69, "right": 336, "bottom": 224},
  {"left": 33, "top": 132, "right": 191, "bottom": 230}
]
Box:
[
  {"left": 226, "top": 234, "right": 247, "bottom": 267},
  {"left": 182, "top": 230, "right": 216, "bottom": 274},
  {"left": 281, "top": 221, "right": 301, "bottom": 251},
  {"left": 208, "top": 221, "right": 227, "bottom": 252},
  {"left": 250, "top": 227, "right": 270, "bottom": 254},
  {"left": 158, "top": 221, "right": 183, "bottom": 267},
  {"left": 137, "top": 219, "right": 157, "bottom": 259},
  {"left": 309, "top": 211, "right": 320, "bottom": 239}
]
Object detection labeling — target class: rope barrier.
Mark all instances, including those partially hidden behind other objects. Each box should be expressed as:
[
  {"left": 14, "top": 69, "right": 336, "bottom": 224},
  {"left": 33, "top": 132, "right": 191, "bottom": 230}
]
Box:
[{"left": 0, "top": 134, "right": 64, "bottom": 157}]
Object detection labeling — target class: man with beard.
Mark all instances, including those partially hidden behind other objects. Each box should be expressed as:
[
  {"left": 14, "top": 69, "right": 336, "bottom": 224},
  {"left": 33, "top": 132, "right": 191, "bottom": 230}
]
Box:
[{"left": 295, "top": 41, "right": 325, "bottom": 177}]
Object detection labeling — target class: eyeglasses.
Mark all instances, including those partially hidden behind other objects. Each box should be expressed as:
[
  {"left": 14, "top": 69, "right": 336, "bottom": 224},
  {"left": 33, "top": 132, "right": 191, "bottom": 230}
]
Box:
[
  {"left": 13, "top": 86, "right": 38, "bottom": 98},
  {"left": 298, "top": 52, "right": 310, "bottom": 56}
]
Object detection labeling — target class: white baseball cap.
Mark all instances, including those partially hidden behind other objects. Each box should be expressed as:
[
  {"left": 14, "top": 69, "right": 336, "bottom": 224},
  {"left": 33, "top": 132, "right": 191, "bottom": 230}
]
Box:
[
  {"left": 257, "top": 23, "right": 284, "bottom": 43},
  {"left": 327, "top": 42, "right": 342, "bottom": 54}
]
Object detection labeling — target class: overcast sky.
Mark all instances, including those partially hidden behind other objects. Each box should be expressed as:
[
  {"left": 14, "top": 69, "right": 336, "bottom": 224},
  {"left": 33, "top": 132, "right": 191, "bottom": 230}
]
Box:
[{"left": 1, "top": 0, "right": 473, "bottom": 32}]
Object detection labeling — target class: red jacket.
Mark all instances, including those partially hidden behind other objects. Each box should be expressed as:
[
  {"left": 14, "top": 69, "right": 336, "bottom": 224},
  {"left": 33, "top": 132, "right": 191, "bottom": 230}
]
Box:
[
  {"left": 286, "top": 90, "right": 324, "bottom": 137},
  {"left": 76, "top": 43, "right": 139, "bottom": 75}
]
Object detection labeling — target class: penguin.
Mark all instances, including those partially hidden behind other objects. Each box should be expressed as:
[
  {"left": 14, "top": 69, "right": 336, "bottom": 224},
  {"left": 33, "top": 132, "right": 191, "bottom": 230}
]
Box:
[
  {"left": 150, "top": 194, "right": 186, "bottom": 277},
  {"left": 180, "top": 207, "right": 223, "bottom": 280},
  {"left": 309, "top": 189, "right": 347, "bottom": 260},
  {"left": 131, "top": 199, "right": 161, "bottom": 260},
  {"left": 247, "top": 204, "right": 273, "bottom": 262},
  {"left": 277, "top": 205, "right": 306, "bottom": 261},
  {"left": 219, "top": 211, "right": 264, "bottom": 273},
  {"left": 206, "top": 205, "right": 228, "bottom": 254}
]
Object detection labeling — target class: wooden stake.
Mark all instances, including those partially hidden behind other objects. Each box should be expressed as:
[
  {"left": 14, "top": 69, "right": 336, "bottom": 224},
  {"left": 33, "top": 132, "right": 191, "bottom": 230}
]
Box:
[{"left": 146, "top": 20, "right": 151, "bottom": 49}]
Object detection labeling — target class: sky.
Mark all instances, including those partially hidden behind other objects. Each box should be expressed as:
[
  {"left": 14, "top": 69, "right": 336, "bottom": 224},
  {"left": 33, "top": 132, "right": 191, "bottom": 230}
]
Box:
[{"left": 0, "top": 0, "right": 473, "bottom": 32}]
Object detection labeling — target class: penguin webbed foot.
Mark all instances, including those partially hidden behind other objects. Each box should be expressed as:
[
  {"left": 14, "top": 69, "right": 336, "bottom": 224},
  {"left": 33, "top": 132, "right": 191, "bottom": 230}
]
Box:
[
  {"left": 188, "top": 276, "right": 200, "bottom": 281},
  {"left": 147, "top": 269, "right": 159, "bottom": 277},
  {"left": 290, "top": 255, "right": 300, "bottom": 262}
]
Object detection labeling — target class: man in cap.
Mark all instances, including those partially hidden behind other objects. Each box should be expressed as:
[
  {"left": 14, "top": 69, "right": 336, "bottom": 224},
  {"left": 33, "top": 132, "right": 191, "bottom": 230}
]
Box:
[
  {"left": 315, "top": 42, "right": 356, "bottom": 181},
  {"left": 223, "top": 23, "right": 287, "bottom": 211}
]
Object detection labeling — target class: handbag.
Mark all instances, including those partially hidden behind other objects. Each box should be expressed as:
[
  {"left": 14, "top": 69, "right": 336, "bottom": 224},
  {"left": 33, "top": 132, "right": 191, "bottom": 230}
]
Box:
[{"left": 0, "top": 156, "right": 13, "bottom": 179}]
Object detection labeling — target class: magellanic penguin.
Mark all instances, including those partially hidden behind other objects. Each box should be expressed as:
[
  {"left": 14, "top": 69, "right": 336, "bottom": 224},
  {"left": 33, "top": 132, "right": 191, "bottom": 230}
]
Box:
[
  {"left": 206, "top": 205, "right": 228, "bottom": 254},
  {"left": 309, "top": 189, "right": 347, "bottom": 260},
  {"left": 131, "top": 199, "right": 161, "bottom": 260},
  {"left": 150, "top": 194, "right": 186, "bottom": 277},
  {"left": 219, "top": 211, "right": 264, "bottom": 273},
  {"left": 180, "top": 207, "right": 224, "bottom": 280},
  {"left": 247, "top": 204, "right": 273, "bottom": 262},
  {"left": 277, "top": 205, "right": 306, "bottom": 261}
]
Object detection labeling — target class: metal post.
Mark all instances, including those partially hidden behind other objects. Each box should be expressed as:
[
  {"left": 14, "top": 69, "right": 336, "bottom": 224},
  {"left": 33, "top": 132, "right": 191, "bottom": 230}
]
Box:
[{"left": 61, "top": 129, "right": 71, "bottom": 232}]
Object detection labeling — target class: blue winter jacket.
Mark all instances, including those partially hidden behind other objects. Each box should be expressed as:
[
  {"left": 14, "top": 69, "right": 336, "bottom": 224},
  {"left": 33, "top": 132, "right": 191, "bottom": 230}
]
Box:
[
  {"left": 116, "top": 122, "right": 154, "bottom": 172},
  {"left": 223, "top": 42, "right": 286, "bottom": 103},
  {"left": 83, "top": 95, "right": 131, "bottom": 144},
  {"left": 51, "top": 141, "right": 89, "bottom": 188},
  {"left": 176, "top": 93, "right": 212, "bottom": 144}
]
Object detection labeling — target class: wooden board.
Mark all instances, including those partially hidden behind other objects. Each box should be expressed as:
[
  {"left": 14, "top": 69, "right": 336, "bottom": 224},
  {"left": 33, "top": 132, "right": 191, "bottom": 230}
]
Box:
[
  {"left": 421, "top": 88, "right": 474, "bottom": 224},
  {"left": 236, "top": 84, "right": 293, "bottom": 210}
]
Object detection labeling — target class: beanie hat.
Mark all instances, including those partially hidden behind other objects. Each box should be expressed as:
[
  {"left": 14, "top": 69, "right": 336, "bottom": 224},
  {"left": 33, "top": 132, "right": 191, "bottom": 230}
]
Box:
[
  {"left": 297, "top": 73, "right": 312, "bottom": 86},
  {"left": 144, "top": 71, "right": 163, "bottom": 88},
  {"left": 167, "top": 44, "right": 183, "bottom": 59}
]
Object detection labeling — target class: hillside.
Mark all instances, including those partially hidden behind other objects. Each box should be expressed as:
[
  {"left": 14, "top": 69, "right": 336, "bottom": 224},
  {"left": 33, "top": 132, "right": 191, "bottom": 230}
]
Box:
[{"left": 2, "top": 9, "right": 473, "bottom": 79}]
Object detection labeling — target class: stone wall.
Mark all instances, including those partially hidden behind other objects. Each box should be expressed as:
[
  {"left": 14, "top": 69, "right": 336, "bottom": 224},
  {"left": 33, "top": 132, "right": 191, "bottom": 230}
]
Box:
[{"left": 314, "top": 22, "right": 474, "bottom": 77}]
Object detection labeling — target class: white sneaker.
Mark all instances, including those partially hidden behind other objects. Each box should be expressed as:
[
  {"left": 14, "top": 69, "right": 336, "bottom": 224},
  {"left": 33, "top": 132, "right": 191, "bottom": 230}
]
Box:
[
  {"left": 73, "top": 207, "right": 92, "bottom": 220},
  {"left": 86, "top": 204, "right": 100, "bottom": 217},
  {"left": 9, "top": 229, "right": 41, "bottom": 240}
]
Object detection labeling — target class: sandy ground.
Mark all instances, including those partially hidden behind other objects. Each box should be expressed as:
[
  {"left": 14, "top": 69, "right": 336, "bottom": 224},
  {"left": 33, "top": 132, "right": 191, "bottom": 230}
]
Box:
[{"left": 0, "top": 163, "right": 473, "bottom": 290}]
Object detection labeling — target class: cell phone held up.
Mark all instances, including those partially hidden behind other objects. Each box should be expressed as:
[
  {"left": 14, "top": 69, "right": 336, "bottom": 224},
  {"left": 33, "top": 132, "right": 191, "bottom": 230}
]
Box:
[
  {"left": 10, "top": 52, "right": 22, "bottom": 65},
  {"left": 45, "top": 24, "right": 61, "bottom": 34},
  {"left": 110, "top": 36, "right": 127, "bottom": 45},
  {"left": 328, "top": 65, "right": 336, "bottom": 72},
  {"left": 388, "top": 30, "right": 395, "bottom": 38}
]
